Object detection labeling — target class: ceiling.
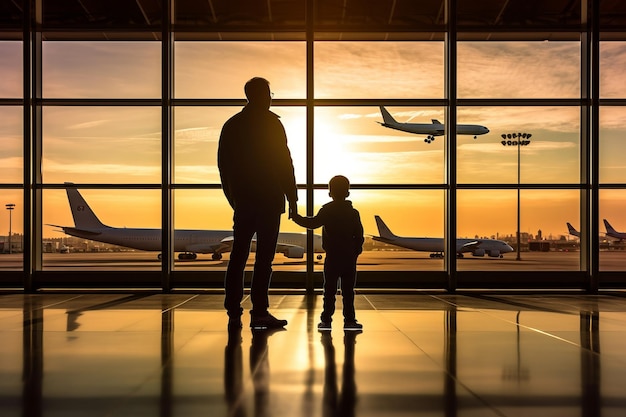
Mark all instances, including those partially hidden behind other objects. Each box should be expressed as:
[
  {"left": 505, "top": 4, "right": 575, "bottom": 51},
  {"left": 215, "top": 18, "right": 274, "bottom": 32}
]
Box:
[{"left": 1, "top": 0, "right": 626, "bottom": 41}]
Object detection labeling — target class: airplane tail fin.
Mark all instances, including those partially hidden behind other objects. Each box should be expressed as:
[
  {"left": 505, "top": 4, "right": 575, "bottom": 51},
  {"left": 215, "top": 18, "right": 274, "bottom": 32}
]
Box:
[
  {"left": 566, "top": 222, "right": 580, "bottom": 237},
  {"left": 65, "top": 183, "right": 107, "bottom": 230},
  {"left": 604, "top": 219, "right": 618, "bottom": 235},
  {"left": 374, "top": 215, "right": 398, "bottom": 239},
  {"left": 379, "top": 106, "right": 398, "bottom": 125}
]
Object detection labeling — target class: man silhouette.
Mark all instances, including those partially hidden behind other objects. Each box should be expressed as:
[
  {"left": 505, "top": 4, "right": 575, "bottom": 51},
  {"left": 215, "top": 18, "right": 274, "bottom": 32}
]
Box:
[{"left": 218, "top": 77, "right": 298, "bottom": 330}]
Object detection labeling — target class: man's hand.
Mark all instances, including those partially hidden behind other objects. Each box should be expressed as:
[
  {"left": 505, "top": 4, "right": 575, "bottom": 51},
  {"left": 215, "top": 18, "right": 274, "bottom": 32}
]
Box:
[{"left": 288, "top": 201, "right": 298, "bottom": 219}]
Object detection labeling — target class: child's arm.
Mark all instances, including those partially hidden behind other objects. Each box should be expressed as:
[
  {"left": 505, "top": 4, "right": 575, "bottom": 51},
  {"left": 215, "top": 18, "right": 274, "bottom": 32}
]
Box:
[{"left": 291, "top": 212, "right": 324, "bottom": 230}]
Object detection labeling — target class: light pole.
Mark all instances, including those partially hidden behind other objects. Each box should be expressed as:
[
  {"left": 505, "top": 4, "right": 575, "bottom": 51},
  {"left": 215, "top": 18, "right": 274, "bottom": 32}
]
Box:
[
  {"left": 5, "top": 203, "right": 15, "bottom": 254},
  {"left": 501, "top": 133, "right": 532, "bottom": 261}
]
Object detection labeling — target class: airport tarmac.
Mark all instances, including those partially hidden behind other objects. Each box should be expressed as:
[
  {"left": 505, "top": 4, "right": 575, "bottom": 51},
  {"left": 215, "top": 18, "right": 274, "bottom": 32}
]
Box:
[{"left": 1, "top": 250, "right": 626, "bottom": 271}]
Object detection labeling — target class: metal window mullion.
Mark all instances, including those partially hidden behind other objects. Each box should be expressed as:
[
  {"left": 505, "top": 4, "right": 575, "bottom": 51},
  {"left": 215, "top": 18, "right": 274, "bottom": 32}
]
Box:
[
  {"left": 305, "top": 0, "right": 314, "bottom": 295},
  {"left": 589, "top": 0, "right": 600, "bottom": 292},
  {"left": 445, "top": 0, "right": 457, "bottom": 292},
  {"left": 161, "top": 0, "right": 174, "bottom": 291}
]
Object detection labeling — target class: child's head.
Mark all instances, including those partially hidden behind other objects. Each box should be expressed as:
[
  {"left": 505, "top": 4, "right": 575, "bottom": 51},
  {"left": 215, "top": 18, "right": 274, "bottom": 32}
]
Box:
[{"left": 329, "top": 175, "right": 350, "bottom": 200}]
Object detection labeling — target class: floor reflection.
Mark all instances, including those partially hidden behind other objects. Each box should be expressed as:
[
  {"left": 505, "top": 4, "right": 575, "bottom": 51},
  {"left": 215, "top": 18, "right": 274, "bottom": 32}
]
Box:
[{"left": 3, "top": 293, "right": 626, "bottom": 417}]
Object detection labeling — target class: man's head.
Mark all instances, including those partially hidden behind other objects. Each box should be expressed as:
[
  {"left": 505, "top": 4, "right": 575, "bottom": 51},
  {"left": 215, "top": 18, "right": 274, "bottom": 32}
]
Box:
[
  {"left": 244, "top": 77, "right": 272, "bottom": 109},
  {"left": 329, "top": 175, "right": 350, "bottom": 200}
]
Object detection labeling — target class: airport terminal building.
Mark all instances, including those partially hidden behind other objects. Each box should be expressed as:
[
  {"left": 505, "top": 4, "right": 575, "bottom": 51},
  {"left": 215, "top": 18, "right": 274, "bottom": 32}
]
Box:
[{"left": 1, "top": 0, "right": 626, "bottom": 292}]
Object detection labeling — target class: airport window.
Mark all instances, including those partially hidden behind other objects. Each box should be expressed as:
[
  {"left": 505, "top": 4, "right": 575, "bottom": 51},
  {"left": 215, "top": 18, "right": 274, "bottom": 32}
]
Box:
[
  {"left": 314, "top": 106, "right": 445, "bottom": 184},
  {"left": 42, "top": 41, "right": 161, "bottom": 99},
  {"left": 457, "top": 106, "right": 580, "bottom": 185},
  {"left": 314, "top": 42, "right": 444, "bottom": 99},
  {"left": 174, "top": 106, "right": 307, "bottom": 185},
  {"left": 599, "top": 190, "right": 626, "bottom": 272},
  {"left": 42, "top": 188, "right": 162, "bottom": 272},
  {"left": 599, "top": 106, "right": 626, "bottom": 183},
  {"left": 41, "top": 107, "right": 162, "bottom": 184},
  {"left": 0, "top": 41, "right": 22, "bottom": 98},
  {"left": 4, "top": 0, "right": 626, "bottom": 290},
  {"left": 457, "top": 41, "right": 580, "bottom": 99},
  {"left": 174, "top": 42, "right": 306, "bottom": 99},
  {"left": 457, "top": 189, "right": 580, "bottom": 272},
  {"left": 0, "top": 189, "right": 23, "bottom": 272},
  {"left": 0, "top": 106, "right": 23, "bottom": 184}
]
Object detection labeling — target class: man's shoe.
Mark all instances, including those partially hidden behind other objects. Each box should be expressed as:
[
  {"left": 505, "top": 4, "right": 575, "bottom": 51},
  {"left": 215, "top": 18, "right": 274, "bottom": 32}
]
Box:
[
  {"left": 317, "top": 321, "right": 332, "bottom": 331},
  {"left": 250, "top": 313, "right": 288, "bottom": 330},
  {"left": 344, "top": 320, "right": 363, "bottom": 331}
]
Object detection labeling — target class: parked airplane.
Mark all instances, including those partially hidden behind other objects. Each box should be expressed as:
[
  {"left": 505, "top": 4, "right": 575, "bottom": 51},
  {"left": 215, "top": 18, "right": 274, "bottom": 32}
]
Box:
[
  {"left": 48, "top": 184, "right": 323, "bottom": 261},
  {"left": 603, "top": 219, "right": 626, "bottom": 241},
  {"left": 372, "top": 215, "right": 513, "bottom": 258},
  {"left": 377, "top": 106, "right": 490, "bottom": 143},
  {"left": 566, "top": 222, "right": 580, "bottom": 238}
]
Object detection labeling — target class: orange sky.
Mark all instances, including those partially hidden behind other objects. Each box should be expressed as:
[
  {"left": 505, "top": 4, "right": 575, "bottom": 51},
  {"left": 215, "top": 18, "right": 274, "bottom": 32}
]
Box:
[{"left": 1, "top": 40, "right": 626, "bottom": 239}]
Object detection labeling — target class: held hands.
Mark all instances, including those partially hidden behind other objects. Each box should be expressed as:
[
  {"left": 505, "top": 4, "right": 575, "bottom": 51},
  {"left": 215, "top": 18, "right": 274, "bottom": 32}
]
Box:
[{"left": 288, "top": 201, "right": 298, "bottom": 219}]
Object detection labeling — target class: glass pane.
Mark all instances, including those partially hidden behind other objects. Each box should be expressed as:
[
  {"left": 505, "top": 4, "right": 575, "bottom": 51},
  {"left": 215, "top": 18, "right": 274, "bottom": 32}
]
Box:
[
  {"left": 0, "top": 106, "right": 23, "bottom": 183},
  {"left": 43, "top": 42, "right": 161, "bottom": 98},
  {"left": 315, "top": 106, "right": 445, "bottom": 184},
  {"left": 457, "top": 189, "right": 580, "bottom": 272},
  {"left": 600, "top": 106, "right": 626, "bottom": 183},
  {"left": 0, "top": 41, "right": 22, "bottom": 97},
  {"left": 175, "top": 42, "right": 306, "bottom": 98},
  {"left": 599, "top": 189, "right": 626, "bottom": 271},
  {"left": 315, "top": 42, "right": 444, "bottom": 99},
  {"left": 0, "top": 189, "right": 22, "bottom": 271},
  {"left": 457, "top": 106, "right": 580, "bottom": 184},
  {"left": 458, "top": 41, "right": 580, "bottom": 99},
  {"left": 42, "top": 106, "right": 161, "bottom": 184},
  {"left": 293, "top": 189, "right": 445, "bottom": 272},
  {"left": 43, "top": 188, "right": 161, "bottom": 270},
  {"left": 600, "top": 42, "right": 626, "bottom": 98},
  {"left": 173, "top": 189, "right": 312, "bottom": 273},
  {"left": 175, "top": 106, "right": 306, "bottom": 185}
]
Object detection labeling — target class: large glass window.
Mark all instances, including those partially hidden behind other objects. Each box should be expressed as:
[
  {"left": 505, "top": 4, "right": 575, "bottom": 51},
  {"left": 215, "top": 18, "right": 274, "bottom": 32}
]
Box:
[
  {"left": 0, "top": 189, "right": 22, "bottom": 272},
  {"left": 42, "top": 106, "right": 161, "bottom": 184},
  {"left": 42, "top": 188, "right": 161, "bottom": 271},
  {"left": 175, "top": 106, "right": 307, "bottom": 185},
  {"left": 458, "top": 41, "right": 580, "bottom": 99},
  {"left": 0, "top": 41, "right": 22, "bottom": 98},
  {"left": 315, "top": 42, "right": 444, "bottom": 99},
  {"left": 315, "top": 106, "right": 445, "bottom": 184},
  {"left": 0, "top": 107, "right": 23, "bottom": 184},
  {"left": 42, "top": 42, "right": 161, "bottom": 99},
  {"left": 174, "top": 42, "right": 306, "bottom": 99},
  {"left": 457, "top": 107, "right": 580, "bottom": 184},
  {"left": 457, "top": 189, "right": 580, "bottom": 271}
]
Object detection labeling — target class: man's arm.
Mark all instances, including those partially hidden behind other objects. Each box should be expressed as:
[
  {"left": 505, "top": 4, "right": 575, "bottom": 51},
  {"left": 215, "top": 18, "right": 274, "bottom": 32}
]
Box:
[{"left": 292, "top": 212, "right": 325, "bottom": 230}]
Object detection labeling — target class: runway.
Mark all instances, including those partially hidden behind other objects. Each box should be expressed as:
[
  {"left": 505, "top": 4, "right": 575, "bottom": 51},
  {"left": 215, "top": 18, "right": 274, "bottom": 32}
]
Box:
[{"left": 1, "top": 250, "right": 626, "bottom": 271}]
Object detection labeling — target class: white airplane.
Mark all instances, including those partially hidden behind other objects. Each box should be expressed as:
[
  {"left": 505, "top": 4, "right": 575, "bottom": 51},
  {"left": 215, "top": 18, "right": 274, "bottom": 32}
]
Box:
[
  {"left": 603, "top": 219, "right": 626, "bottom": 241},
  {"left": 372, "top": 215, "right": 513, "bottom": 258},
  {"left": 377, "top": 106, "right": 490, "bottom": 143},
  {"left": 48, "top": 184, "right": 323, "bottom": 261}
]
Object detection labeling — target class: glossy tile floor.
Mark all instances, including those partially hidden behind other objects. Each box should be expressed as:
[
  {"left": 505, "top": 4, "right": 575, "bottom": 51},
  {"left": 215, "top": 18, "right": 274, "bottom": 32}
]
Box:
[{"left": 2, "top": 292, "right": 626, "bottom": 417}]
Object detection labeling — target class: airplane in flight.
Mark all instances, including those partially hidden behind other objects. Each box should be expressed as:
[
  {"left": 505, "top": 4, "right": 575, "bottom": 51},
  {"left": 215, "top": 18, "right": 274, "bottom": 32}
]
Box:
[
  {"left": 48, "top": 184, "right": 323, "bottom": 261},
  {"left": 603, "top": 219, "right": 626, "bottom": 241},
  {"left": 372, "top": 215, "right": 514, "bottom": 258},
  {"left": 377, "top": 106, "right": 490, "bottom": 143}
]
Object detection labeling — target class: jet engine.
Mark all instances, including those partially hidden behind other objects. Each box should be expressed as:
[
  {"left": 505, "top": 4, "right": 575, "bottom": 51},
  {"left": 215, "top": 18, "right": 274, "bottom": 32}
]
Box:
[
  {"left": 488, "top": 250, "right": 501, "bottom": 258},
  {"left": 283, "top": 246, "right": 305, "bottom": 258},
  {"left": 471, "top": 249, "right": 486, "bottom": 257}
]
